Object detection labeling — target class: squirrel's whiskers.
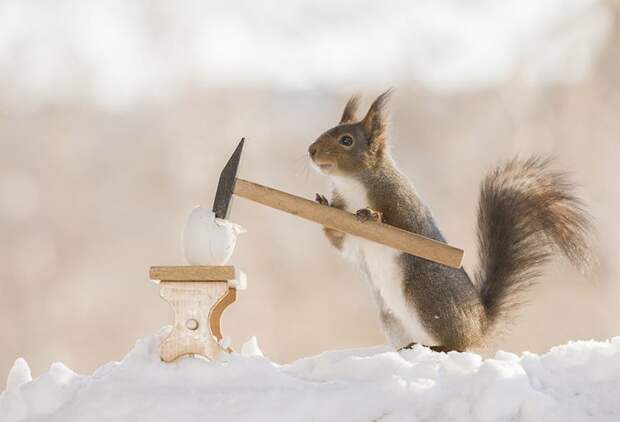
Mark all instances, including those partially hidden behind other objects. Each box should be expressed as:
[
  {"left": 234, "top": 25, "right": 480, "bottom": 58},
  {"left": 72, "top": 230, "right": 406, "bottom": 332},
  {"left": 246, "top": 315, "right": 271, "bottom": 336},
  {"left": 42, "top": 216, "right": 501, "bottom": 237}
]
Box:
[{"left": 292, "top": 153, "right": 311, "bottom": 181}]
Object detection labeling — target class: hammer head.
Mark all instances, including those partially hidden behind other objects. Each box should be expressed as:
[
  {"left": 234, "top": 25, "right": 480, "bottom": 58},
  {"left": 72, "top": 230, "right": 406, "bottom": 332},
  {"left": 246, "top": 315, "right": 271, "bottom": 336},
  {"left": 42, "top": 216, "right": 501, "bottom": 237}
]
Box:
[{"left": 212, "top": 138, "right": 245, "bottom": 219}]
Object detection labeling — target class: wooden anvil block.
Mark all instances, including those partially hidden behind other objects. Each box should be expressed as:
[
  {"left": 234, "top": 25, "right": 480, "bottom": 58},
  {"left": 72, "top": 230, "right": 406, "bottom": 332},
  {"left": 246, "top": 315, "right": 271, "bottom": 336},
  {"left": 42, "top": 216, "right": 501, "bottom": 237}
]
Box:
[{"left": 149, "top": 266, "right": 245, "bottom": 362}]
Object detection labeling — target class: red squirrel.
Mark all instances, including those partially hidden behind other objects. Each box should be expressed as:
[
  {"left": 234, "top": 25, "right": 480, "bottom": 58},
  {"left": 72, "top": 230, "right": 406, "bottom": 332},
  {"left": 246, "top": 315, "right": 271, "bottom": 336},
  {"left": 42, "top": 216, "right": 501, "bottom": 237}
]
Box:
[{"left": 308, "top": 90, "right": 594, "bottom": 352}]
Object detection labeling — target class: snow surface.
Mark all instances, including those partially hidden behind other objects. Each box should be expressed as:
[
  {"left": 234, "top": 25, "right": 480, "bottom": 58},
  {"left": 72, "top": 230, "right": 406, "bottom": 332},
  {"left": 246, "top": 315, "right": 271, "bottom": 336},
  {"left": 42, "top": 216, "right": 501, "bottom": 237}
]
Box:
[{"left": 2, "top": 328, "right": 620, "bottom": 422}]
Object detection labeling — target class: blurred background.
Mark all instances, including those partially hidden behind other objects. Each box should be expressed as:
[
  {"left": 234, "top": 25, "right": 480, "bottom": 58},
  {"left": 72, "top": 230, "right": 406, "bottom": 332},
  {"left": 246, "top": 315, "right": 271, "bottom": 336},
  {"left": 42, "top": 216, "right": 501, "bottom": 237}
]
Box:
[{"left": 1, "top": 0, "right": 620, "bottom": 378}]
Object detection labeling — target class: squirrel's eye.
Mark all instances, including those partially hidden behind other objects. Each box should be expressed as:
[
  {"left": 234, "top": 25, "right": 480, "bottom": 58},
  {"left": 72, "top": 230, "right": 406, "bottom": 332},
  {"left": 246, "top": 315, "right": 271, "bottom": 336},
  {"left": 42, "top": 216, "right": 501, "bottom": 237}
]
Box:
[{"left": 339, "top": 135, "right": 354, "bottom": 147}]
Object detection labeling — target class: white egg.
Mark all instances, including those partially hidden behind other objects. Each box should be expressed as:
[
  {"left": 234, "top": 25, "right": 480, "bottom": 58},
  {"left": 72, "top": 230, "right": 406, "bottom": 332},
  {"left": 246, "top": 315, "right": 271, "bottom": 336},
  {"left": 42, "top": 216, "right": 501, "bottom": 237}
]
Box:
[{"left": 182, "top": 206, "right": 245, "bottom": 265}]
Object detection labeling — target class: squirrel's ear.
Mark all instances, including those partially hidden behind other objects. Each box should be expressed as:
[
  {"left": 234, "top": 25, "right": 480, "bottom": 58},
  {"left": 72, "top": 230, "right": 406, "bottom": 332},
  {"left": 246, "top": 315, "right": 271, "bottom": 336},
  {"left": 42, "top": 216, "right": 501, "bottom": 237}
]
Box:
[
  {"left": 362, "top": 89, "right": 392, "bottom": 143},
  {"left": 340, "top": 95, "right": 360, "bottom": 124}
]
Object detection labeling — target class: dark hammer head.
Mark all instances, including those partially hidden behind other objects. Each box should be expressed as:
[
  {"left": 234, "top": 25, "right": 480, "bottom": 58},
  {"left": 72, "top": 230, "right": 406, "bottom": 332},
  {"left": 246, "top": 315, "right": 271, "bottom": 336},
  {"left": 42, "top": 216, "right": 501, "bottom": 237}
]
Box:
[{"left": 212, "top": 138, "right": 245, "bottom": 219}]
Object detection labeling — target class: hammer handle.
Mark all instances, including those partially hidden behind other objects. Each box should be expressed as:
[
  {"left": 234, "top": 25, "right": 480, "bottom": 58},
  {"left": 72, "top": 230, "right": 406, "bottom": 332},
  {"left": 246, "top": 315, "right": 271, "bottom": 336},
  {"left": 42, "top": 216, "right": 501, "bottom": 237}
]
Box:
[{"left": 233, "top": 178, "right": 463, "bottom": 268}]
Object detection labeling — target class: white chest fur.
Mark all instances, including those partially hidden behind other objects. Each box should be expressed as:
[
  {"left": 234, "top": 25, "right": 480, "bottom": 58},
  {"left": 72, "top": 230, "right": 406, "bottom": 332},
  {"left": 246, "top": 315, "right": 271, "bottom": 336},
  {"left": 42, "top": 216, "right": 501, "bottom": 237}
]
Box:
[
  {"left": 329, "top": 175, "right": 437, "bottom": 347},
  {"left": 330, "top": 175, "right": 368, "bottom": 214}
]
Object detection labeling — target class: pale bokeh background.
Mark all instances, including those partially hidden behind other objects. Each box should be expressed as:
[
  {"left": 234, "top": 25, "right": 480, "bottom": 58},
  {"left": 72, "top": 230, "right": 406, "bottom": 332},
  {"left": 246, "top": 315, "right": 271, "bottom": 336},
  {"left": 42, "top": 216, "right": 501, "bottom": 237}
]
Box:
[{"left": 1, "top": 0, "right": 620, "bottom": 378}]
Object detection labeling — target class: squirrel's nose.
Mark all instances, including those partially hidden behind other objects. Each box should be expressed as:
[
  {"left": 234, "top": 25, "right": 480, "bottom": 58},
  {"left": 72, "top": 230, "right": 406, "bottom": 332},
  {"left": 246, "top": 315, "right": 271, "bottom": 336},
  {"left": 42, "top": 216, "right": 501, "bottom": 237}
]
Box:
[{"left": 308, "top": 144, "right": 317, "bottom": 159}]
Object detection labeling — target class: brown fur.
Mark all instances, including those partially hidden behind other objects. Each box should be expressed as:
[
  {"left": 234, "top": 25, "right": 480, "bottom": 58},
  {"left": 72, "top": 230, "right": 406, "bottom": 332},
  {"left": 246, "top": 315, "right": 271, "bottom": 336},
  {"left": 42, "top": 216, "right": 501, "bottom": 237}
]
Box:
[
  {"left": 309, "top": 91, "right": 595, "bottom": 351},
  {"left": 340, "top": 95, "right": 360, "bottom": 124},
  {"left": 475, "top": 157, "right": 595, "bottom": 327}
]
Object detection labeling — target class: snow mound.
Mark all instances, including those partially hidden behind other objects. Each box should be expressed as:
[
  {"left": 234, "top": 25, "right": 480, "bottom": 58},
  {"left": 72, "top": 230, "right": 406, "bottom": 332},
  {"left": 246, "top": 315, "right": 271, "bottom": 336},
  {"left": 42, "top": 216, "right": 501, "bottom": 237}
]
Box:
[{"left": 2, "top": 328, "right": 620, "bottom": 422}]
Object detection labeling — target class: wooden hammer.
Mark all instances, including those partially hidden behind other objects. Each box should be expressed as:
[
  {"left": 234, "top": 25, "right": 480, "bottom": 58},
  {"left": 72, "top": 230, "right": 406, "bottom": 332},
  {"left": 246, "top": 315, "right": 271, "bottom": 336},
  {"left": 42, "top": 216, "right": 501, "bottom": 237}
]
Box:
[{"left": 212, "top": 139, "right": 464, "bottom": 268}]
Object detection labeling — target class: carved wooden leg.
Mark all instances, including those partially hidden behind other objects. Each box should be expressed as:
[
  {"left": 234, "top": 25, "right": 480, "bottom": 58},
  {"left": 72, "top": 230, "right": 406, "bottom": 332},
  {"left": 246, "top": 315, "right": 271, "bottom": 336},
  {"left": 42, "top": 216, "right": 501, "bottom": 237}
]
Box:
[
  {"left": 159, "top": 281, "right": 235, "bottom": 362},
  {"left": 210, "top": 288, "right": 237, "bottom": 343}
]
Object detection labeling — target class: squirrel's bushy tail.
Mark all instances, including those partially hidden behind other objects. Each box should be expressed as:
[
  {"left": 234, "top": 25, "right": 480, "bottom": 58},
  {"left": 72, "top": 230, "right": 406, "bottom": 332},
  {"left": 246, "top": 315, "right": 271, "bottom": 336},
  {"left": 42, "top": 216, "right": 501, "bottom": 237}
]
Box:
[{"left": 475, "top": 157, "right": 595, "bottom": 330}]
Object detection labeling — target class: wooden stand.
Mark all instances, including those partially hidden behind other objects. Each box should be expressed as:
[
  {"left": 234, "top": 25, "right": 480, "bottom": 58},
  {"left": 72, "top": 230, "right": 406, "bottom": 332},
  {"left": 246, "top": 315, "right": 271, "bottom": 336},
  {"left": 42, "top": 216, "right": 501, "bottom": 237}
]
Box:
[{"left": 149, "top": 266, "right": 245, "bottom": 362}]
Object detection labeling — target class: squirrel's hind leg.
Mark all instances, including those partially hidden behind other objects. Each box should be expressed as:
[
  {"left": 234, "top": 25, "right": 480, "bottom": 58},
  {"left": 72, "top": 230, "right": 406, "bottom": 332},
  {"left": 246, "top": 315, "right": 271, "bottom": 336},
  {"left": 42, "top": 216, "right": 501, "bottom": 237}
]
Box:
[{"left": 378, "top": 303, "right": 412, "bottom": 349}]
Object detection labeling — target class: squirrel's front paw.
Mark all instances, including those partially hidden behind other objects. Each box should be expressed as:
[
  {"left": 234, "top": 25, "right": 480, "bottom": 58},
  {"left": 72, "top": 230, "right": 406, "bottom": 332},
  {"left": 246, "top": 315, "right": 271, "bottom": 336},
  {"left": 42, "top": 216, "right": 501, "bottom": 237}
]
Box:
[
  {"left": 356, "top": 208, "right": 383, "bottom": 223},
  {"left": 315, "top": 193, "right": 330, "bottom": 206}
]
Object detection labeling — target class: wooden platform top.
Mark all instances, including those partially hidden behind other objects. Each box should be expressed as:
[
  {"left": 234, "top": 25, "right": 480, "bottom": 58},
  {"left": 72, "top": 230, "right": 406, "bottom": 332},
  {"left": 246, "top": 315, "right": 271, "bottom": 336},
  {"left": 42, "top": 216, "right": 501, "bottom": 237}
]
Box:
[{"left": 150, "top": 266, "right": 236, "bottom": 281}]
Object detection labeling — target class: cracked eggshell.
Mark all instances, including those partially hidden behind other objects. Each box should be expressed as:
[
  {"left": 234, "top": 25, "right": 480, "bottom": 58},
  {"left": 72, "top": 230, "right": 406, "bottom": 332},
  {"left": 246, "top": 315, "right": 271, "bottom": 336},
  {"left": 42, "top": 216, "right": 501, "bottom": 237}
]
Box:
[{"left": 182, "top": 206, "right": 245, "bottom": 265}]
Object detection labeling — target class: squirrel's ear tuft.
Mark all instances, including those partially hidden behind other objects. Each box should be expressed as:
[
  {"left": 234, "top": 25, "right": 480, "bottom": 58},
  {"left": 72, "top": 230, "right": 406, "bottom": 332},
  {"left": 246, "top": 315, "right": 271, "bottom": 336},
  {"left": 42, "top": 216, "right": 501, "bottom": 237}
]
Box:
[
  {"left": 362, "top": 89, "right": 393, "bottom": 143},
  {"left": 340, "top": 95, "right": 360, "bottom": 124}
]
